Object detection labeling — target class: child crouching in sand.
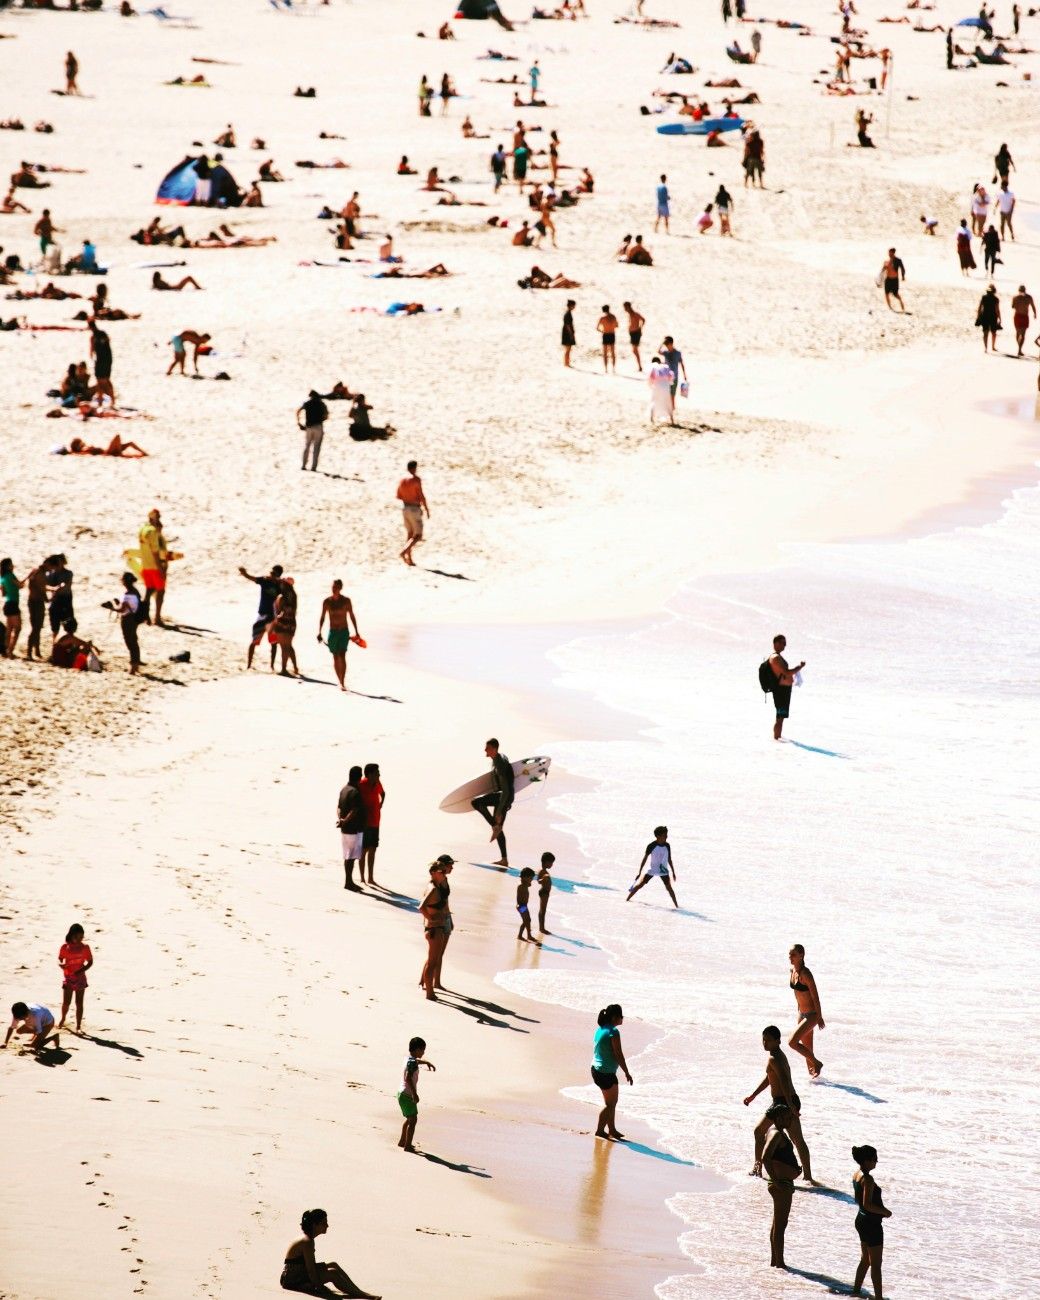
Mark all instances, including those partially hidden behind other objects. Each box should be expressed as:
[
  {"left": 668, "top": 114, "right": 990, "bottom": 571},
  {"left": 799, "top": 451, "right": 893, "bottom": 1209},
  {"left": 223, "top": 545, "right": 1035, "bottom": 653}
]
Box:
[{"left": 398, "top": 1036, "right": 436, "bottom": 1152}]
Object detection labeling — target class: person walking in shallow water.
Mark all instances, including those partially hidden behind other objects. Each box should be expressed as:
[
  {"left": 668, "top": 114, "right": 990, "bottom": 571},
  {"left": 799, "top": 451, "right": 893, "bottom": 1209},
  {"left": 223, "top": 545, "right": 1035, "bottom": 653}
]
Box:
[
  {"left": 591, "top": 1004, "right": 632, "bottom": 1139},
  {"left": 744, "top": 1025, "right": 815, "bottom": 1183},
  {"left": 537, "top": 850, "right": 554, "bottom": 933},
  {"left": 788, "top": 943, "right": 824, "bottom": 1076}
]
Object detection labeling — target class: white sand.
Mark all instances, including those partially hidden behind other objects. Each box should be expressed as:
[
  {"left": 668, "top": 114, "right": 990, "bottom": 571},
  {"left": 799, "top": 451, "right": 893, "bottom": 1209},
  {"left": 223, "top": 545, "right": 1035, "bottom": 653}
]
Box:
[{"left": 1, "top": 0, "right": 1039, "bottom": 1295}]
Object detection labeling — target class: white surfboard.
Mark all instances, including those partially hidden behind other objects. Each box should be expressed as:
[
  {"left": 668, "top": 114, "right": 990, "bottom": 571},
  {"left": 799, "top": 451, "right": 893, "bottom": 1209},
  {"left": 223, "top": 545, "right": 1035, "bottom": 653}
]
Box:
[{"left": 439, "top": 756, "right": 551, "bottom": 814}]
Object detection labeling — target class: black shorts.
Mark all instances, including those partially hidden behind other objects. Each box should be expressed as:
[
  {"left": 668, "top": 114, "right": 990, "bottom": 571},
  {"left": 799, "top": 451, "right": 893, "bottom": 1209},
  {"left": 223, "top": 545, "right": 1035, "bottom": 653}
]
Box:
[
  {"left": 884, "top": 277, "right": 899, "bottom": 295},
  {"left": 363, "top": 826, "right": 380, "bottom": 849},
  {"left": 561, "top": 329, "right": 575, "bottom": 346},
  {"left": 773, "top": 685, "right": 792, "bottom": 719},
  {"left": 855, "top": 1213, "right": 884, "bottom": 1248},
  {"left": 591, "top": 1067, "right": 617, "bottom": 1091},
  {"left": 3, "top": 600, "right": 17, "bottom": 618},
  {"left": 601, "top": 332, "right": 616, "bottom": 346},
  {"left": 251, "top": 616, "right": 272, "bottom": 642},
  {"left": 629, "top": 330, "right": 642, "bottom": 345}
]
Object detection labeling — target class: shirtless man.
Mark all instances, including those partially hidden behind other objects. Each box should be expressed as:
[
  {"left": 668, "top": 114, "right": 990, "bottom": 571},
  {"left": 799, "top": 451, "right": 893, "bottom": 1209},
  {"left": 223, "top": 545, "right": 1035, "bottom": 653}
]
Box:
[
  {"left": 881, "top": 247, "right": 905, "bottom": 313},
  {"left": 743, "top": 1025, "right": 815, "bottom": 1182},
  {"left": 597, "top": 305, "right": 619, "bottom": 373},
  {"left": 317, "top": 579, "right": 359, "bottom": 691},
  {"left": 538, "top": 194, "right": 557, "bottom": 248},
  {"left": 1011, "top": 284, "right": 1035, "bottom": 357},
  {"left": 167, "top": 330, "right": 211, "bottom": 376},
  {"left": 342, "top": 191, "right": 361, "bottom": 238},
  {"left": 622, "top": 301, "right": 646, "bottom": 371},
  {"left": 767, "top": 633, "right": 805, "bottom": 740},
  {"left": 396, "top": 461, "right": 430, "bottom": 566}
]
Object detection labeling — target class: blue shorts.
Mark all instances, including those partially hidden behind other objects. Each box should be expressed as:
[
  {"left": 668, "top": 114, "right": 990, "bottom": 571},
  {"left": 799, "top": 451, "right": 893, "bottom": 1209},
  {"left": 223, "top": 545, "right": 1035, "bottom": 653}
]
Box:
[{"left": 657, "top": 203, "right": 670, "bottom": 217}]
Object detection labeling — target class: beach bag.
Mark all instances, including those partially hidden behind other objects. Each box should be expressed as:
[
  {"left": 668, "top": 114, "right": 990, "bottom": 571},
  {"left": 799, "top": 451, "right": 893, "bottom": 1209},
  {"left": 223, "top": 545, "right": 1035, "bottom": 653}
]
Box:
[{"left": 758, "top": 659, "right": 777, "bottom": 696}]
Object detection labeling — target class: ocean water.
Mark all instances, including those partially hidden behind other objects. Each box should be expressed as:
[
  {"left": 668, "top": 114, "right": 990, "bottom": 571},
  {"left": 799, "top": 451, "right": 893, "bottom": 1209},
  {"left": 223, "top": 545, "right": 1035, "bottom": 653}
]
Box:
[{"left": 497, "top": 472, "right": 1040, "bottom": 1298}]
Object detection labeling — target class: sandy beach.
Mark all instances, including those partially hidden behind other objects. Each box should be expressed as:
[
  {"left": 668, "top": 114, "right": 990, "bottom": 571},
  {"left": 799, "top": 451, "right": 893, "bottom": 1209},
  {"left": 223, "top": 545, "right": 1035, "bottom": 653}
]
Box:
[{"left": 2, "top": 0, "right": 1039, "bottom": 1297}]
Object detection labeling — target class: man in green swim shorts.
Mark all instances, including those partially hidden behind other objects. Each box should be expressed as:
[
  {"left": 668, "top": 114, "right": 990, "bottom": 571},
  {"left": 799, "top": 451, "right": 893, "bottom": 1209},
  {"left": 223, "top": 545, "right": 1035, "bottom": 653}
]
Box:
[{"left": 317, "top": 578, "right": 360, "bottom": 692}]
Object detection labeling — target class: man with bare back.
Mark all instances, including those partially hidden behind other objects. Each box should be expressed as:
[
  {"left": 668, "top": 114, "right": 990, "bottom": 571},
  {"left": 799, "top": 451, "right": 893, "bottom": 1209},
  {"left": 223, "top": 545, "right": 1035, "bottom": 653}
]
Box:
[{"left": 743, "top": 1025, "right": 815, "bottom": 1183}]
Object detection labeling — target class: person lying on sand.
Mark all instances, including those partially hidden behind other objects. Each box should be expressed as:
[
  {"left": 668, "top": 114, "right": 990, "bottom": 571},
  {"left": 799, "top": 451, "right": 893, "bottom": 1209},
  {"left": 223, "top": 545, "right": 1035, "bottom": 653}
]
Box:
[
  {"left": 151, "top": 274, "right": 201, "bottom": 295},
  {"left": 84, "top": 283, "right": 140, "bottom": 321},
  {"left": 193, "top": 233, "right": 276, "bottom": 247},
  {"left": 1, "top": 186, "right": 30, "bottom": 213},
  {"left": 165, "top": 74, "right": 210, "bottom": 86},
  {"left": 324, "top": 380, "right": 356, "bottom": 400},
  {"left": 522, "top": 265, "right": 580, "bottom": 289},
  {"left": 375, "top": 264, "right": 451, "bottom": 279},
  {"left": 60, "top": 434, "right": 147, "bottom": 457},
  {"left": 8, "top": 282, "right": 80, "bottom": 300},
  {"left": 10, "top": 165, "right": 50, "bottom": 190},
  {"left": 514, "top": 91, "right": 548, "bottom": 107}
]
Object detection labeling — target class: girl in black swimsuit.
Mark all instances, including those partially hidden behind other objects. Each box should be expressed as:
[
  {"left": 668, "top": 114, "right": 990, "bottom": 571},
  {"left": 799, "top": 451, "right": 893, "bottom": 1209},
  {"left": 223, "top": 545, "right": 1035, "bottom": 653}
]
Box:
[
  {"left": 280, "top": 1208, "right": 380, "bottom": 1297},
  {"left": 851, "top": 1145, "right": 891, "bottom": 1298}
]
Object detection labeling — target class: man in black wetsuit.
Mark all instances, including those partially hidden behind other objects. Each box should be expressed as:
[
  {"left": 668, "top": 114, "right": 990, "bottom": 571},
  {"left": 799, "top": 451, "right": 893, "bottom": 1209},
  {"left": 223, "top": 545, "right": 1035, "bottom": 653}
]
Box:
[
  {"left": 767, "top": 634, "right": 805, "bottom": 741},
  {"left": 471, "top": 737, "right": 514, "bottom": 866}
]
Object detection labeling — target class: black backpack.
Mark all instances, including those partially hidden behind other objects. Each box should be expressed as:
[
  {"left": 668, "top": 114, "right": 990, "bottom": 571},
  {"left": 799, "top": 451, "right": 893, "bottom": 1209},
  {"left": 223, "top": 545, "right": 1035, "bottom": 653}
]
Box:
[{"left": 758, "top": 659, "right": 777, "bottom": 696}]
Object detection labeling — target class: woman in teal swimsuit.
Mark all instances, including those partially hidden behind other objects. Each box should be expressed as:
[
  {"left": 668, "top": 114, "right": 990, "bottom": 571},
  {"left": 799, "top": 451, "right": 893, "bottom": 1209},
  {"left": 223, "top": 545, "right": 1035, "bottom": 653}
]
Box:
[
  {"left": 590, "top": 1004, "right": 633, "bottom": 1139},
  {"left": 0, "top": 558, "right": 26, "bottom": 657}
]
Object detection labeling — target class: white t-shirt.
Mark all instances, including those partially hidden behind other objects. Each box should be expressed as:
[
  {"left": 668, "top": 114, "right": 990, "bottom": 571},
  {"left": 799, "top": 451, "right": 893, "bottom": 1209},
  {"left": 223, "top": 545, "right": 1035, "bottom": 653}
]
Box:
[
  {"left": 997, "top": 189, "right": 1015, "bottom": 213},
  {"left": 646, "top": 842, "right": 671, "bottom": 875},
  {"left": 971, "top": 192, "right": 989, "bottom": 216},
  {"left": 118, "top": 591, "right": 140, "bottom": 620}
]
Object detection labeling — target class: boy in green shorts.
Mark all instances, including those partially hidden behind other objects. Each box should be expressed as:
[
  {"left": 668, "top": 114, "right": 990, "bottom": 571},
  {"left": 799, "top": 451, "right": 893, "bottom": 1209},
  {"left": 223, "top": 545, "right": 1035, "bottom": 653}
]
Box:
[{"left": 398, "top": 1035, "right": 436, "bottom": 1151}]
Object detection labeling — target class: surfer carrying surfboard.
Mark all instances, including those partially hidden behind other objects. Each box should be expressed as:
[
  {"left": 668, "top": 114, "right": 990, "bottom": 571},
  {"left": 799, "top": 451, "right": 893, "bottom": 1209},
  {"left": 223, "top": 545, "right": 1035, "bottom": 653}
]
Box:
[{"left": 471, "top": 738, "right": 514, "bottom": 866}]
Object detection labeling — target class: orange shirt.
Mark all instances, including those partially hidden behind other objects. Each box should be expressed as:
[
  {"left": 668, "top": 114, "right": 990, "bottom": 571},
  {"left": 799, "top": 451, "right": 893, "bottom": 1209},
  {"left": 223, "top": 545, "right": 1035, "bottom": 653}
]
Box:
[{"left": 397, "top": 476, "right": 424, "bottom": 506}]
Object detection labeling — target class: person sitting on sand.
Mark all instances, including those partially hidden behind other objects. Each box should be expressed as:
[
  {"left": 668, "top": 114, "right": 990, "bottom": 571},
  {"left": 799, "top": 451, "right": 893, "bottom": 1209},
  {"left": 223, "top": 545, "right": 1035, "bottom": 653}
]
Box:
[
  {"left": 85, "top": 282, "right": 140, "bottom": 321},
  {"left": 626, "top": 235, "right": 653, "bottom": 266},
  {"left": 512, "top": 220, "right": 533, "bottom": 247},
  {"left": 422, "top": 166, "right": 457, "bottom": 202},
  {"left": 397, "top": 155, "right": 417, "bottom": 175},
  {"left": 243, "top": 181, "right": 264, "bottom": 208},
  {"left": 167, "top": 330, "right": 211, "bottom": 376},
  {"left": 324, "top": 380, "right": 356, "bottom": 401},
  {"left": 439, "top": 20, "right": 456, "bottom": 37},
  {"left": 214, "top": 124, "right": 235, "bottom": 148},
  {"left": 151, "top": 271, "right": 202, "bottom": 291},
  {"left": 280, "top": 1208, "right": 380, "bottom": 1298},
  {"left": 258, "top": 159, "right": 284, "bottom": 183},
  {"left": 349, "top": 394, "right": 395, "bottom": 441},
  {"left": 1, "top": 186, "right": 30, "bottom": 214},
  {"left": 65, "top": 239, "right": 100, "bottom": 274},
  {"left": 62, "top": 434, "right": 147, "bottom": 457},
  {"left": 59, "top": 362, "right": 90, "bottom": 403},
  {"left": 379, "top": 235, "right": 403, "bottom": 263}
]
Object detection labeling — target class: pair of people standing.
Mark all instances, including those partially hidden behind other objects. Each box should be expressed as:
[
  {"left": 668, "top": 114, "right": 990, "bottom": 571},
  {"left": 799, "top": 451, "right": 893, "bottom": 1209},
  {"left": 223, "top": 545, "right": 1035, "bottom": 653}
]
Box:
[{"left": 337, "top": 763, "right": 385, "bottom": 889}]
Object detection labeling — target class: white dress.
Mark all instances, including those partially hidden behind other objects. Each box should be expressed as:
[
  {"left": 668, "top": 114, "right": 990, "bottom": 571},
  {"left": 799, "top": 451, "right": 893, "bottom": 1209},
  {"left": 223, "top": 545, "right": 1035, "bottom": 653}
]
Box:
[{"left": 649, "top": 363, "right": 674, "bottom": 422}]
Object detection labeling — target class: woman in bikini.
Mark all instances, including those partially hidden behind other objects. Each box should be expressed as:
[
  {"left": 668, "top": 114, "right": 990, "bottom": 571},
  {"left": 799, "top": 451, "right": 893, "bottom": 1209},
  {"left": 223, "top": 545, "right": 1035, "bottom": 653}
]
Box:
[
  {"left": 280, "top": 1208, "right": 380, "bottom": 1297},
  {"left": 762, "top": 1110, "right": 801, "bottom": 1269},
  {"left": 788, "top": 943, "right": 824, "bottom": 1077},
  {"left": 271, "top": 578, "right": 299, "bottom": 677},
  {"left": 419, "top": 857, "right": 454, "bottom": 1000}
]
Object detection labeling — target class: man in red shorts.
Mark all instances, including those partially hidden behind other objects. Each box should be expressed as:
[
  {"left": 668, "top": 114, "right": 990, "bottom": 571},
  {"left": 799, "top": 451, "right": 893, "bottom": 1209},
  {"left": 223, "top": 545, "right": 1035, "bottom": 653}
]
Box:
[{"left": 139, "top": 507, "right": 168, "bottom": 626}]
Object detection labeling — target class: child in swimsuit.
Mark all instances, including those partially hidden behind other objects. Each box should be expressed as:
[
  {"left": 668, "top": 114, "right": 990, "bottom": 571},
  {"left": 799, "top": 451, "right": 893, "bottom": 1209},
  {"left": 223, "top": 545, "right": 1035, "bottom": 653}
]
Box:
[{"left": 516, "top": 868, "right": 540, "bottom": 943}]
